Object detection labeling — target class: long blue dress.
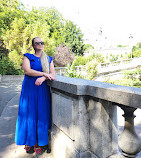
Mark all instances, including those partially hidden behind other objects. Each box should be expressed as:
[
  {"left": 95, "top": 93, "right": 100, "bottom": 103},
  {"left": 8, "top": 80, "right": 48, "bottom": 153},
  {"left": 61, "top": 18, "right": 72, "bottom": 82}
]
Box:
[{"left": 15, "top": 53, "right": 52, "bottom": 147}]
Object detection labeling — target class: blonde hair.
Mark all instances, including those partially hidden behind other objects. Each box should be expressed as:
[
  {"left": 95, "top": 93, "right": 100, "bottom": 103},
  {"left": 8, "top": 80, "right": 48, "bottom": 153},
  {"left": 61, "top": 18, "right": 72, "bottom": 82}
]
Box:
[
  {"left": 32, "top": 37, "right": 49, "bottom": 73},
  {"left": 40, "top": 51, "right": 49, "bottom": 73}
]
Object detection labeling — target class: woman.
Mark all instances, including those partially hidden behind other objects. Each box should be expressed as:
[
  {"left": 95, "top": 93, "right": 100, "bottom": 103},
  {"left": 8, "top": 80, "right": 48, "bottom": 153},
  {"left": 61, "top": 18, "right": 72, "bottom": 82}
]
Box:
[{"left": 15, "top": 37, "right": 55, "bottom": 154}]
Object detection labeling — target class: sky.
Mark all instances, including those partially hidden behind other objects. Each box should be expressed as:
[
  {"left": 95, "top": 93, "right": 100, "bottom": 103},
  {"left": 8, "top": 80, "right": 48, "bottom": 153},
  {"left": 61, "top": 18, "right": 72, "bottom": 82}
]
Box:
[{"left": 20, "top": 0, "right": 141, "bottom": 48}]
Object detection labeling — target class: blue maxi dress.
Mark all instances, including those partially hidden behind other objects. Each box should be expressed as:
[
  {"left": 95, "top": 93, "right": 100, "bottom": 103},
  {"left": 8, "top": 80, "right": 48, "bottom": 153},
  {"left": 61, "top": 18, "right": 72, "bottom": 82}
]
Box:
[{"left": 15, "top": 53, "right": 52, "bottom": 147}]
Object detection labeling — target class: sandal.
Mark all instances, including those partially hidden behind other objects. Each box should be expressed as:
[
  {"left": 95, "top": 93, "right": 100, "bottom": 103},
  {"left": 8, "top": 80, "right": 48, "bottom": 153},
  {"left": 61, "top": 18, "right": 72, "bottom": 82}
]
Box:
[
  {"left": 24, "top": 145, "right": 31, "bottom": 152},
  {"left": 24, "top": 145, "right": 34, "bottom": 154},
  {"left": 34, "top": 146, "right": 43, "bottom": 154}
]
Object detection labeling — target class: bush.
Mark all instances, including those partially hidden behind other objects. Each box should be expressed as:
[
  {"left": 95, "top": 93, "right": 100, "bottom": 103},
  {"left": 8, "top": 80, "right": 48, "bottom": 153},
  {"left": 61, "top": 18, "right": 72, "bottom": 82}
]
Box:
[
  {"left": 105, "top": 68, "right": 141, "bottom": 88},
  {"left": 72, "top": 52, "right": 104, "bottom": 67},
  {"left": 53, "top": 44, "right": 74, "bottom": 67},
  {"left": 132, "top": 80, "right": 141, "bottom": 88},
  {"left": 0, "top": 54, "right": 24, "bottom": 75},
  {"left": 86, "top": 52, "right": 104, "bottom": 63},
  {"left": 86, "top": 60, "right": 98, "bottom": 80},
  {"left": 65, "top": 64, "right": 82, "bottom": 78},
  {"left": 132, "top": 49, "right": 141, "bottom": 58},
  {"left": 109, "top": 54, "right": 119, "bottom": 62},
  {"left": 124, "top": 69, "right": 141, "bottom": 80},
  {"left": 72, "top": 56, "right": 88, "bottom": 66},
  {"left": 130, "top": 44, "right": 141, "bottom": 58}
]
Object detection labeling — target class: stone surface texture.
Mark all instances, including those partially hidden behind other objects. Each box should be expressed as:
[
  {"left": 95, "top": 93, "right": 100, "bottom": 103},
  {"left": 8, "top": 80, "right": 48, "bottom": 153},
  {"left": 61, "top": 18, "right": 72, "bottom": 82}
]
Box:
[{"left": 48, "top": 75, "right": 136, "bottom": 158}]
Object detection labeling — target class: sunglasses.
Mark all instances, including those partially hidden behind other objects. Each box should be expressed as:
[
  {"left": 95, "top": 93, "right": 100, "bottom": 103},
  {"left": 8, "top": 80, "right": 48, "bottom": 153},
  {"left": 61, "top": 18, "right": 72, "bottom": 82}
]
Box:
[{"left": 34, "top": 42, "right": 44, "bottom": 45}]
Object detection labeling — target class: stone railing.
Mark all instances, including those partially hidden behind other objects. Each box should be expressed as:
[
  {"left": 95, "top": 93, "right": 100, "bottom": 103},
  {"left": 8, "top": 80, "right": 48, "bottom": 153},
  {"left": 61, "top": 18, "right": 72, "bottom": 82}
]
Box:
[
  {"left": 55, "top": 57, "right": 141, "bottom": 77},
  {"left": 48, "top": 75, "right": 141, "bottom": 158},
  {"left": 98, "top": 57, "right": 141, "bottom": 74},
  {"left": 55, "top": 67, "right": 66, "bottom": 76},
  {"left": 55, "top": 66, "right": 85, "bottom": 76}
]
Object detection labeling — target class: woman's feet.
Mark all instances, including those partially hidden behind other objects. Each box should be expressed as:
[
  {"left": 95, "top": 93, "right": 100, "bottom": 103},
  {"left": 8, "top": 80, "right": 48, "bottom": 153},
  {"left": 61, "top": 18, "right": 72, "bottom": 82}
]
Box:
[
  {"left": 34, "top": 146, "right": 43, "bottom": 154},
  {"left": 24, "top": 145, "right": 31, "bottom": 151},
  {"left": 24, "top": 144, "right": 46, "bottom": 155},
  {"left": 24, "top": 145, "right": 34, "bottom": 154}
]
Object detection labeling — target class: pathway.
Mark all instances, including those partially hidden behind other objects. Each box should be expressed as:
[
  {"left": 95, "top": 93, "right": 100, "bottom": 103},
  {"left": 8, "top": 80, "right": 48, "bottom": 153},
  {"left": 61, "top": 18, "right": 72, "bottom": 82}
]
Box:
[{"left": 0, "top": 81, "right": 52, "bottom": 158}]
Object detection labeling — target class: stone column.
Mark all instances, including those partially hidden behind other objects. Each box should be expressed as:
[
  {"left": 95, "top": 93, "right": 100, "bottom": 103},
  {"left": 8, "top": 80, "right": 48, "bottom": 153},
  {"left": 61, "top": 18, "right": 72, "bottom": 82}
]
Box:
[
  {"left": 118, "top": 106, "right": 141, "bottom": 158},
  {"left": 88, "top": 99, "right": 119, "bottom": 158}
]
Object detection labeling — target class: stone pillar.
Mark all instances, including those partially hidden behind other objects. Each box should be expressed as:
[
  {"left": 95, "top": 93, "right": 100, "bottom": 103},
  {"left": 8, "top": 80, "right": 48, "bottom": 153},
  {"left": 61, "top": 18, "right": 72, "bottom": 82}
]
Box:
[
  {"left": 51, "top": 91, "right": 91, "bottom": 158},
  {"left": 118, "top": 106, "right": 141, "bottom": 158},
  {"left": 88, "top": 99, "right": 118, "bottom": 158}
]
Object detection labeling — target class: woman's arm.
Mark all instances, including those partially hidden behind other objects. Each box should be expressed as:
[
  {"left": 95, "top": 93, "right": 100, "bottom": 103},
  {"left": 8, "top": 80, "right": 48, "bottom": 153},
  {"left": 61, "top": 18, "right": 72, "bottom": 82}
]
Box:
[
  {"left": 35, "top": 60, "right": 55, "bottom": 86},
  {"left": 42, "top": 60, "right": 55, "bottom": 81},
  {"left": 22, "top": 56, "right": 45, "bottom": 77}
]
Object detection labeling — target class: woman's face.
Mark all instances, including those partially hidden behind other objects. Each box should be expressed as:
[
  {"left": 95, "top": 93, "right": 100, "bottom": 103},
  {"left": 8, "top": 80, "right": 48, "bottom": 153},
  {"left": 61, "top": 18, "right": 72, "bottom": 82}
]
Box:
[{"left": 33, "top": 38, "right": 44, "bottom": 51}]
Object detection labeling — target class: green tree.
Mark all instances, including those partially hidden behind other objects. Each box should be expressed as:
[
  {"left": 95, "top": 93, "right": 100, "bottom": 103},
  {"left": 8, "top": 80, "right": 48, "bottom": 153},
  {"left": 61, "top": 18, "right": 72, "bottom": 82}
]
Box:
[
  {"left": 62, "top": 21, "right": 85, "bottom": 55},
  {"left": 0, "top": 0, "right": 24, "bottom": 35},
  {"left": 0, "top": 2, "right": 88, "bottom": 72},
  {"left": 3, "top": 18, "right": 54, "bottom": 68}
]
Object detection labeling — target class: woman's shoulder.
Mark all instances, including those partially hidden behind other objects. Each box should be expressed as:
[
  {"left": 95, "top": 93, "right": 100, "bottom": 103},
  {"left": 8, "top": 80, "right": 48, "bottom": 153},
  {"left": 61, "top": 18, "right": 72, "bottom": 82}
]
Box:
[
  {"left": 24, "top": 53, "right": 31, "bottom": 57},
  {"left": 24, "top": 53, "right": 34, "bottom": 61}
]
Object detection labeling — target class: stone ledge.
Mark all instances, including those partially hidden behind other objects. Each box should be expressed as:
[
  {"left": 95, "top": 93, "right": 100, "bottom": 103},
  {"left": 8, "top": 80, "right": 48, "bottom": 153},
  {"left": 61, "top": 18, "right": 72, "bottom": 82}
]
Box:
[{"left": 48, "top": 75, "right": 141, "bottom": 109}]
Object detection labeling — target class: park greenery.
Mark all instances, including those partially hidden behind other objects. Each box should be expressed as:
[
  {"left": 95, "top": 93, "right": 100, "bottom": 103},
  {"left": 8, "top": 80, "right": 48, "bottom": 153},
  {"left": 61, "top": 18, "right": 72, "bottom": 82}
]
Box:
[
  {"left": 0, "top": 0, "right": 92, "bottom": 74},
  {"left": 1, "top": 0, "right": 141, "bottom": 88},
  {"left": 65, "top": 52, "right": 104, "bottom": 79},
  {"left": 105, "top": 68, "right": 141, "bottom": 88}
]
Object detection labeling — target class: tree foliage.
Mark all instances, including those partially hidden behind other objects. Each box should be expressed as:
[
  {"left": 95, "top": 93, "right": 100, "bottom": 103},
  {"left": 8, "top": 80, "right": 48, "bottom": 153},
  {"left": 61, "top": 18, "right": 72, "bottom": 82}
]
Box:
[
  {"left": 62, "top": 21, "right": 85, "bottom": 55},
  {"left": 130, "top": 42, "right": 141, "bottom": 58},
  {"left": 0, "top": 0, "right": 89, "bottom": 72},
  {"left": 0, "top": 54, "right": 24, "bottom": 75}
]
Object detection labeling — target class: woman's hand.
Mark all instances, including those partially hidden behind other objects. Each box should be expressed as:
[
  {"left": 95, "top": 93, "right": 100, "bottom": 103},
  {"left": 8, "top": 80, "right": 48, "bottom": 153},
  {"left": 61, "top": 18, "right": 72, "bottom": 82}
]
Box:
[
  {"left": 35, "top": 76, "right": 46, "bottom": 86},
  {"left": 43, "top": 73, "right": 56, "bottom": 80}
]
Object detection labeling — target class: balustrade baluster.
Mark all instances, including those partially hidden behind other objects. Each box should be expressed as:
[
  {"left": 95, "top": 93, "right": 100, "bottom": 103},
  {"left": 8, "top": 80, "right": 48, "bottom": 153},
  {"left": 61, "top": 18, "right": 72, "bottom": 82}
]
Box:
[
  {"left": 60, "top": 69, "right": 62, "bottom": 75},
  {"left": 118, "top": 106, "right": 141, "bottom": 158}
]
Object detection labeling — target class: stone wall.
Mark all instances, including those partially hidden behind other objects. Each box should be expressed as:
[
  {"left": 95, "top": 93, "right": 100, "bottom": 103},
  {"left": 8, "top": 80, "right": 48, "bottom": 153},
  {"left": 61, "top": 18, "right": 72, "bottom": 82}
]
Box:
[{"left": 47, "top": 75, "right": 138, "bottom": 158}]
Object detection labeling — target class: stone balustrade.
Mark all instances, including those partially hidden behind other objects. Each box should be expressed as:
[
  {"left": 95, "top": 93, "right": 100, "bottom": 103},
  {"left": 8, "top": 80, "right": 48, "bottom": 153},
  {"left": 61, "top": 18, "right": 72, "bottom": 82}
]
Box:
[
  {"left": 55, "top": 56, "right": 141, "bottom": 77},
  {"left": 98, "top": 57, "right": 141, "bottom": 75},
  {"left": 47, "top": 75, "right": 141, "bottom": 158}
]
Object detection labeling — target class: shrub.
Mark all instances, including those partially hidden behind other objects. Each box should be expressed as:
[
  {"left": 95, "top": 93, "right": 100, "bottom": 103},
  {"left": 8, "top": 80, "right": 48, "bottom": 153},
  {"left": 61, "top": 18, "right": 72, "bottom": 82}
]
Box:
[
  {"left": 132, "top": 49, "right": 141, "bottom": 58},
  {"left": 53, "top": 44, "right": 74, "bottom": 67},
  {"left": 72, "top": 52, "right": 104, "bottom": 67},
  {"left": 132, "top": 80, "right": 141, "bottom": 88},
  {"left": 105, "top": 68, "right": 141, "bottom": 88},
  {"left": 109, "top": 54, "right": 119, "bottom": 62},
  {"left": 72, "top": 56, "right": 88, "bottom": 66},
  {"left": 65, "top": 64, "right": 82, "bottom": 78},
  {"left": 0, "top": 54, "right": 24, "bottom": 75},
  {"left": 124, "top": 69, "right": 141, "bottom": 80},
  {"left": 86, "top": 60, "right": 98, "bottom": 80}
]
